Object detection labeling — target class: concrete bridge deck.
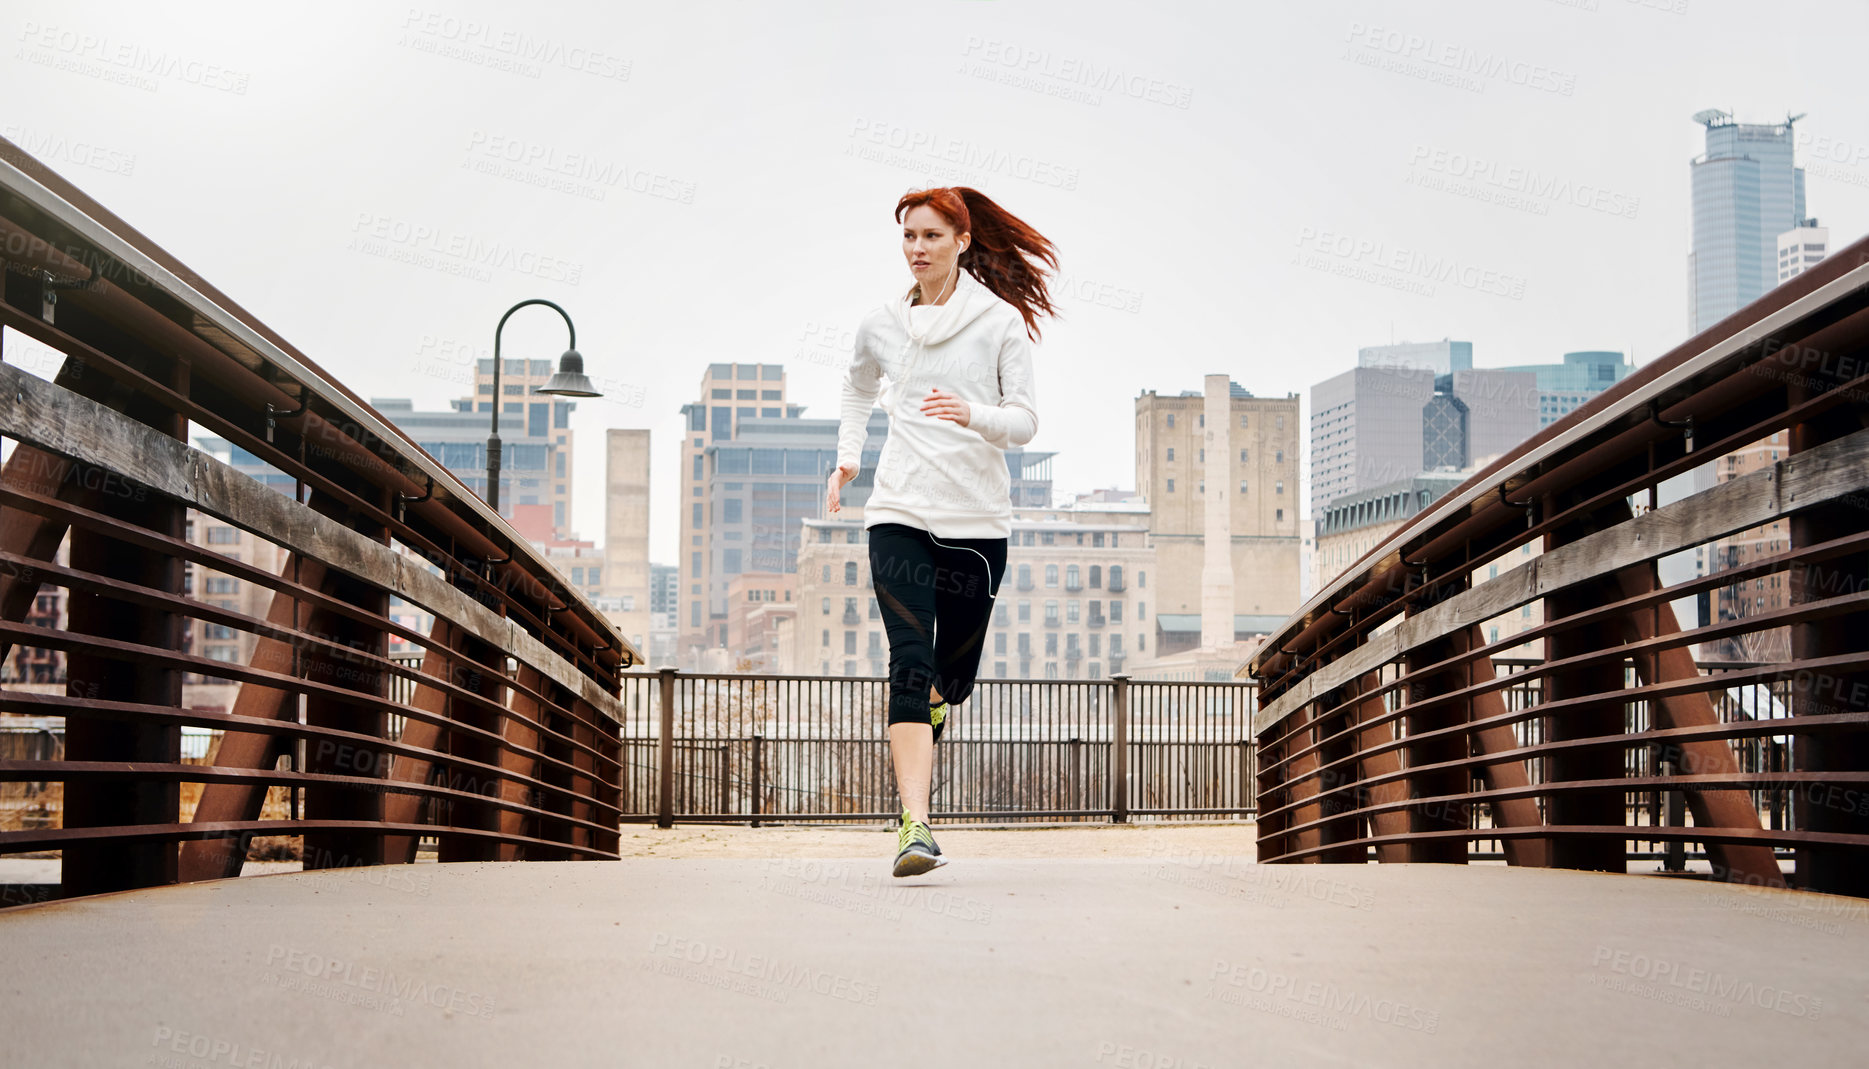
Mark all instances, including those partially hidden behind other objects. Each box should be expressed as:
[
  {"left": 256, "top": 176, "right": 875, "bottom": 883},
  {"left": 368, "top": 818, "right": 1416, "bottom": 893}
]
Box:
[{"left": 2, "top": 826, "right": 1864, "bottom": 1067}]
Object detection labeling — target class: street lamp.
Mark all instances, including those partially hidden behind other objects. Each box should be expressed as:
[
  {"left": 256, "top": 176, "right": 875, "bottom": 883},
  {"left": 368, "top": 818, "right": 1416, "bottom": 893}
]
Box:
[{"left": 487, "top": 299, "right": 601, "bottom": 512}]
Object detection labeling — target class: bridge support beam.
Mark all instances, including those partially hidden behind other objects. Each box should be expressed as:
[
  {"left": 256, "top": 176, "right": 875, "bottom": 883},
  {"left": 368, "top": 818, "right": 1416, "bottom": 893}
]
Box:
[
  {"left": 1458, "top": 626, "right": 1549, "bottom": 868},
  {"left": 1542, "top": 508, "right": 1630, "bottom": 874},
  {"left": 1607, "top": 561, "right": 1783, "bottom": 888},
  {"left": 178, "top": 556, "right": 326, "bottom": 882},
  {"left": 300, "top": 489, "right": 392, "bottom": 870}
]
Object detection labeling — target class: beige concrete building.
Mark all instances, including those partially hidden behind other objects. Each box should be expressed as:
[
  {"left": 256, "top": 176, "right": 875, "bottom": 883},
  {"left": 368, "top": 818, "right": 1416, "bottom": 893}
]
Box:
[
  {"left": 1134, "top": 380, "right": 1302, "bottom": 637},
  {"left": 601, "top": 429, "right": 653, "bottom": 660},
  {"left": 794, "top": 505, "right": 1156, "bottom": 680},
  {"left": 724, "top": 572, "right": 796, "bottom": 672}
]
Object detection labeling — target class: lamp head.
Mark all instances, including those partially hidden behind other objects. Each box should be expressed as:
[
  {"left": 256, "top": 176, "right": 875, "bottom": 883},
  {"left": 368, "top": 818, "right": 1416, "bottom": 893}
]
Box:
[{"left": 535, "top": 348, "right": 601, "bottom": 397}]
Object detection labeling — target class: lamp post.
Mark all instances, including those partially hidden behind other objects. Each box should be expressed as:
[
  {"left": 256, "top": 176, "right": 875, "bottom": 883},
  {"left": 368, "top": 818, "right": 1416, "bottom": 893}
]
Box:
[{"left": 487, "top": 299, "right": 601, "bottom": 512}]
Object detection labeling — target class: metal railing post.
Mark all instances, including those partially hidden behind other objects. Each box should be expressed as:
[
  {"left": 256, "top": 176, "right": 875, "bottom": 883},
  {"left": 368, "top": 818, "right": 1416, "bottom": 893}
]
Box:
[
  {"left": 1110, "top": 673, "right": 1130, "bottom": 823},
  {"left": 657, "top": 666, "right": 677, "bottom": 829},
  {"left": 750, "top": 732, "right": 763, "bottom": 827}
]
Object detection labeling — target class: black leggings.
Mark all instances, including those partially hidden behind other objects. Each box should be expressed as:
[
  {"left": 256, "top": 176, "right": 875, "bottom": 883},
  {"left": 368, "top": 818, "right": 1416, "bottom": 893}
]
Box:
[{"left": 867, "top": 522, "right": 1008, "bottom": 726}]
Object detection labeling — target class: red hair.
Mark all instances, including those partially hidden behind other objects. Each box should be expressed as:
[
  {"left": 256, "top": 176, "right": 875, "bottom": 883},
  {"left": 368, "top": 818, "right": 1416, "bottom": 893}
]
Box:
[{"left": 895, "top": 186, "right": 1060, "bottom": 342}]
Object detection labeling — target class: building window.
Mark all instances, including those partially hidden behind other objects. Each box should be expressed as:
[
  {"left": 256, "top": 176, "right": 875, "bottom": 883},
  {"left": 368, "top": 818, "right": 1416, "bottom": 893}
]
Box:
[
  {"left": 1018, "top": 564, "right": 1032, "bottom": 589},
  {"left": 692, "top": 503, "right": 703, "bottom": 528},
  {"left": 1089, "top": 565, "right": 1101, "bottom": 588},
  {"left": 1138, "top": 570, "right": 1146, "bottom": 588},
  {"left": 995, "top": 633, "right": 1007, "bottom": 655},
  {"left": 725, "top": 499, "right": 742, "bottom": 523},
  {"left": 1046, "top": 633, "right": 1058, "bottom": 655},
  {"left": 1239, "top": 414, "right": 1248, "bottom": 428},
  {"left": 1166, "top": 414, "right": 1175, "bottom": 428},
  {"left": 1018, "top": 600, "right": 1031, "bottom": 622},
  {"left": 1067, "top": 600, "right": 1080, "bottom": 624},
  {"left": 1239, "top": 448, "right": 1247, "bottom": 462},
  {"left": 1111, "top": 601, "right": 1123, "bottom": 622},
  {"left": 1066, "top": 564, "right": 1080, "bottom": 588},
  {"left": 844, "top": 562, "right": 858, "bottom": 586},
  {"left": 1276, "top": 481, "right": 1284, "bottom": 495},
  {"left": 822, "top": 565, "right": 831, "bottom": 582},
  {"left": 206, "top": 527, "right": 240, "bottom": 545},
  {"left": 1166, "top": 479, "right": 1174, "bottom": 493},
  {"left": 1139, "top": 601, "right": 1146, "bottom": 620},
  {"left": 204, "top": 576, "right": 238, "bottom": 595},
  {"left": 1239, "top": 482, "right": 1248, "bottom": 494},
  {"left": 844, "top": 631, "right": 857, "bottom": 654},
  {"left": 1045, "top": 564, "right": 1058, "bottom": 588},
  {"left": 1044, "top": 600, "right": 1059, "bottom": 624},
  {"left": 1166, "top": 447, "right": 1175, "bottom": 462},
  {"left": 821, "top": 597, "right": 830, "bottom": 615},
  {"left": 1276, "top": 509, "right": 1284, "bottom": 522}
]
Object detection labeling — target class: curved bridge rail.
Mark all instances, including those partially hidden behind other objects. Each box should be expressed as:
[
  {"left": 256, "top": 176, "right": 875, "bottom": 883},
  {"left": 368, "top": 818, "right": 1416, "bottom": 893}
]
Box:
[
  {"left": 1248, "top": 234, "right": 1869, "bottom": 896},
  {"left": 0, "top": 138, "right": 639, "bottom": 897}
]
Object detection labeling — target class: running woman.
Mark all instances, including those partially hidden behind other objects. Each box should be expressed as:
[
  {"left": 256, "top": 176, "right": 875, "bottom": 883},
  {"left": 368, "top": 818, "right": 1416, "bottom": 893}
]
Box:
[{"left": 826, "top": 186, "right": 1059, "bottom": 877}]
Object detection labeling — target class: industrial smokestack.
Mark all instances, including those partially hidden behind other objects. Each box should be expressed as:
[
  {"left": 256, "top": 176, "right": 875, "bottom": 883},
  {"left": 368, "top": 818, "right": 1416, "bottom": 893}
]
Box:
[{"left": 1200, "top": 374, "right": 1234, "bottom": 650}]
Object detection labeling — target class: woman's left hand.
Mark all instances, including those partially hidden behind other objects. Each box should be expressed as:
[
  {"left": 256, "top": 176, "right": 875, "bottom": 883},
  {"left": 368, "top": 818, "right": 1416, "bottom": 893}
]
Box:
[{"left": 921, "top": 387, "right": 971, "bottom": 427}]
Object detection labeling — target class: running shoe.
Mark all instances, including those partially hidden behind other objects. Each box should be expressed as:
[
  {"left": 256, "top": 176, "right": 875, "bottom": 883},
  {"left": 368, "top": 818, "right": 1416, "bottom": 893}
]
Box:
[
  {"left": 892, "top": 813, "right": 947, "bottom": 877},
  {"left": 901, "top": 806, "right": 941, "bottom": 855},
  {"left": 930, "top": 700, "right": 949, "bottom": 743}
]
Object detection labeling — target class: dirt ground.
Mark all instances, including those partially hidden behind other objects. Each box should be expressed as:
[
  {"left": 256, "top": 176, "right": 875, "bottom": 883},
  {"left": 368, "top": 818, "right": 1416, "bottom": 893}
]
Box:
[{"left": 615, "top": 820, "right": 1260, "bottom": 861}]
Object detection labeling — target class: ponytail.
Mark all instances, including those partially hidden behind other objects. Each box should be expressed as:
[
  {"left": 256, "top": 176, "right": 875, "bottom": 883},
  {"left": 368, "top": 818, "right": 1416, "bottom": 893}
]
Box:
[{"left": 894, "top": 186, "right": 1060, "bottom": 342}]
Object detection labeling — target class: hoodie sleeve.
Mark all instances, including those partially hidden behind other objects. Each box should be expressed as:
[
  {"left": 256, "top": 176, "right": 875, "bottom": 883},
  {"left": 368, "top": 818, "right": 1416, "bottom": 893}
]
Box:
[
  {"left": 836, "top": 316, "right": 882, "bottom": 475},
  {"left": 966, "top": 318, "right": 1038, "bottom": 450}
]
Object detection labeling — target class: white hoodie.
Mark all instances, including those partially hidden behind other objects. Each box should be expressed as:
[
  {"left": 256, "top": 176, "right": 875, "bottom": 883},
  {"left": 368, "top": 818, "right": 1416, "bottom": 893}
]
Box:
[{"left": 837, "top": 268, "right": 1038, "bottom": 538}]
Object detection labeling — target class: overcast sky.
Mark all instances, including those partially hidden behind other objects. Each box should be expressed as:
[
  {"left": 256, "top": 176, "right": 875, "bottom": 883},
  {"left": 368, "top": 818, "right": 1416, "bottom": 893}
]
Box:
[{"left": 6, "top": 0, "right": 1867, "bottom": 564}]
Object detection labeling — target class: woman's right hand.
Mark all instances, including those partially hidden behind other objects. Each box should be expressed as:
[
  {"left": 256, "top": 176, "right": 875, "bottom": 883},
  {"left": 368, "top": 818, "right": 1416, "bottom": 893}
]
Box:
[{"left": 826, "top": 462, "right": 856, "bottom": 514}]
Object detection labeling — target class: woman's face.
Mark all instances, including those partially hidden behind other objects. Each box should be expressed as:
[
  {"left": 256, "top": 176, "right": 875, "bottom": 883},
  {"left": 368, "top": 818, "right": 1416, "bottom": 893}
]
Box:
[{"left": 902, "top": 205, "right": 968, "bottom": 290}]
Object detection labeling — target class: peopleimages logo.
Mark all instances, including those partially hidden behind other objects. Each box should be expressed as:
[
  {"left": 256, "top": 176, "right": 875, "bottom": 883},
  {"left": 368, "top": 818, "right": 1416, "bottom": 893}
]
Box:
[
  {"left": 1344, "top": 22, "right": 1577, "bottom": 96},
  {"left": 1589, "top": 945, "right": 1825, "bottom": 1018},
  {"left": 1407, "top": 145, "right": 1640, "bottom": 219},
  {"left": 347, "top": 212, "right": 584, "bottom": 285},
  {"left": 958, "top": 35, "right": 1193, "bottom": 109},
  {"left": 847, "top": 118, "right": 1081, "bottom": 191},
  {"left": 1293, "top": 225, "right": 1528, "bottom": 300}
]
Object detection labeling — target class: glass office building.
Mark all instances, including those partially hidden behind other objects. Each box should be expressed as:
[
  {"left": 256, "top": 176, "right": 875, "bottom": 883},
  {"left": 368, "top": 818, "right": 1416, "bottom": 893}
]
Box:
[
  {"left": 1492, "top": 350, "right": 1635, "bottom": 427},
  {"left": 1689, "top": 110, "right": 1806, "bottom": 335}
]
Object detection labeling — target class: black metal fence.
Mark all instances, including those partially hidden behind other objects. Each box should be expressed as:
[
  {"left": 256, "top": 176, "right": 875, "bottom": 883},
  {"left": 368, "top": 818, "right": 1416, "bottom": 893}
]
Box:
[
  {"left": 612, "top": 661, "right": 1803, "bottom": 830},
  {"left": 614, "top": 669, "right": 1257, "bottom": 825}
]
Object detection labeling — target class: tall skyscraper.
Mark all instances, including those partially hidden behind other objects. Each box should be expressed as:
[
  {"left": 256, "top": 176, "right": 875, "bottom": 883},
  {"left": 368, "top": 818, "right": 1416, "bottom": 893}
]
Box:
[
  {"left": 1309, "top": 359, "right": 1537, "bottom": 511},
  {"left": 1688, "top": 109, "right": 1806, "bottom": 335},
  {"left": 675, "top": 363, "right": 803, "bottom": 662}
]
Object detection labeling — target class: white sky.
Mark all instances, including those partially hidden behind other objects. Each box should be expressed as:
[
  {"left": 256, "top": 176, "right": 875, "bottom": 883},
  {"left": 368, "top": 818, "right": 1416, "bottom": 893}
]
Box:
[{"left": 6, "top": 0, "right": 1867, "bottom": 565}]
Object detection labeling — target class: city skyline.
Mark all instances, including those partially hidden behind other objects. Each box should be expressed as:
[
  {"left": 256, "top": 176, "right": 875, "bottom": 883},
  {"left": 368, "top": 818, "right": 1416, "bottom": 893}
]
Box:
[{"left": 4, "top": 2, "right": 1866, "bottom": 568}]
